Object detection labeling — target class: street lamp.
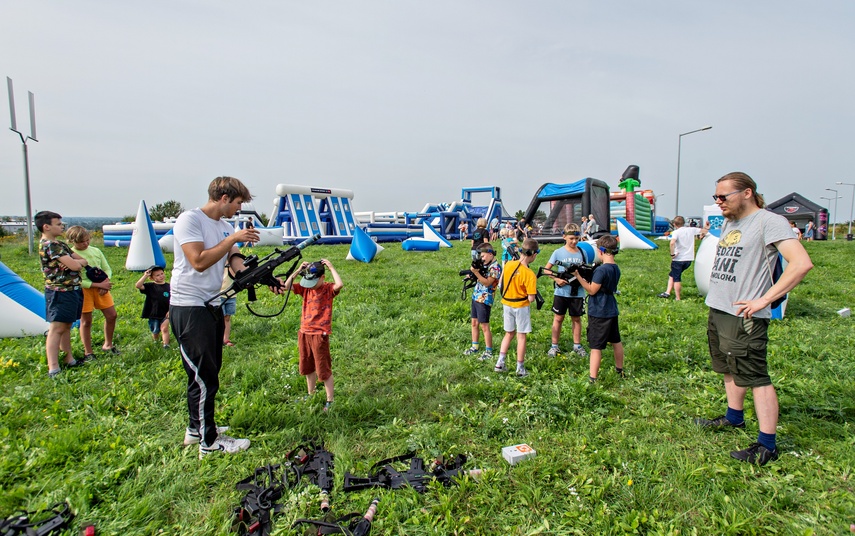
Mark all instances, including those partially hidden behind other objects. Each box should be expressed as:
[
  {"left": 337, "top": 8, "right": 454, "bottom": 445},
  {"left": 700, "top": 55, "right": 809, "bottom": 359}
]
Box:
[
  {"left": 825, "top": 188, "right": 840, "bottom": 240},
  {"left": 675, "top": 125, "right": 712, "bottom": 217},
  {"left": 836, "top": 182, "right": 855, "bottom": 240},
  {"left": 820, "top": 195, "right": 842, "bottom": 240}
]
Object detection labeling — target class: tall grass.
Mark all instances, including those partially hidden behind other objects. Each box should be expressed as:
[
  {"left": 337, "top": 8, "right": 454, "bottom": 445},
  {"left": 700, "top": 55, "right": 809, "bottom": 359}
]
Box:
[{"left": 0, "top": 236, "right": 853, "bottom": 535}]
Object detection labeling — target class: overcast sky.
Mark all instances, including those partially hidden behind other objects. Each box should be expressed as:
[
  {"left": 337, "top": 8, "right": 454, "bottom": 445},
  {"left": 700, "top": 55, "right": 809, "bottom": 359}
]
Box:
[{"left": 2, "top": 1, "right": 853, "bottom": 222}]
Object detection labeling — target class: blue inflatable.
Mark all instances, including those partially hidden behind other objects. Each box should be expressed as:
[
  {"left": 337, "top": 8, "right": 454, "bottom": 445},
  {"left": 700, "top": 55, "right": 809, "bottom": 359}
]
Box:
[
  {"left": 347, "top": 226, "right": 384, "bottom": 263},
  {"left": 402, "top": 238, "right": 440, "bottom": 251}
]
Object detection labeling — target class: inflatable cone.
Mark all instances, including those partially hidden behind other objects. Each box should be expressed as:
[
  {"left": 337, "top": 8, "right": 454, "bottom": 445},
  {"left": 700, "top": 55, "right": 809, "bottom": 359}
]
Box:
[{"left": 126, "top": 200, "right": 167, "bottom": 271}]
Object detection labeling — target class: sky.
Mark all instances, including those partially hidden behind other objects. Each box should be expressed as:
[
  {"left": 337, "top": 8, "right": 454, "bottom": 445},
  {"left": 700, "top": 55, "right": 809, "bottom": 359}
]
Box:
[{"left": 2, "top": 1, "right": 854, "bottom": 223}]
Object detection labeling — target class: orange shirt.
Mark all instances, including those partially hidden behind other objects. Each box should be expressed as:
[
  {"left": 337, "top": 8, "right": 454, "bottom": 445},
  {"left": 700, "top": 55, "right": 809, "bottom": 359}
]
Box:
[{"left": 293, "top": 282, "right": 340, "bottom": 334}]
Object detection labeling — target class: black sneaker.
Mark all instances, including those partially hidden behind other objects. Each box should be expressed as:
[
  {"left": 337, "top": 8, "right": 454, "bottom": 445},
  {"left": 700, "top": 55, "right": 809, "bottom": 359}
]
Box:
[
  {"left": 694, "top": 415, "right": 745, "bottom": 429},
  {"left": 730, "top": 442, "right": 779, "bottom": 466}
]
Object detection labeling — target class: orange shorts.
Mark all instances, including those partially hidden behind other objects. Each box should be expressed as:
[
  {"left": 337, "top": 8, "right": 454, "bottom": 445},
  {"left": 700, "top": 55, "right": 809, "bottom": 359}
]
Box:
[
  {"left": 82, "top": 287, "right": 115, "bottom": 313},
  {"left": 298, "top": 332, "right": 332, "bottom": 381}
]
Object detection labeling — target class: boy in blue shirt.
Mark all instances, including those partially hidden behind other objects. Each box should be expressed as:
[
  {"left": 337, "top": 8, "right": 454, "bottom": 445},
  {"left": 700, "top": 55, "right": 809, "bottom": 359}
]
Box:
[
  {"left": 462, "top": 243, "right": 502, "bottom": 361},
  {"left": 574, "top": 235, "right": 624, "bottom": 382},
  {"left": 544, "top": 223, "right": 587, "bottom": 358}
]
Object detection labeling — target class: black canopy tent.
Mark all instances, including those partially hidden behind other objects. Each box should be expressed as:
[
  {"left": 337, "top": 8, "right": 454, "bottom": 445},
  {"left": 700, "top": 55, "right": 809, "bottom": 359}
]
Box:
[{"left": 766, "top": 192, "right": 828, "bottom": 240}]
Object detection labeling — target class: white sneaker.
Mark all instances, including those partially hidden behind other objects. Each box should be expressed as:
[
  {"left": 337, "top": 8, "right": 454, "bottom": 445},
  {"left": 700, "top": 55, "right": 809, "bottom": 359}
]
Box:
[
  {"left": 573, "top": 346, "right": 588, "bottom": 358},
  {"left": 547, "top": 347, "right": 561, "bottom": 358},
  {"left": 184, "top": 426, "right": 230, "bottom": 446},
  {"left": 494, "top": 362, "right": 507, "bottom": 373},
  {"left": 516, "top": 366, "right": 528, "bottom": 377},
  {"left": 199, "top": 434, "right": 250, "bottom": 459}
]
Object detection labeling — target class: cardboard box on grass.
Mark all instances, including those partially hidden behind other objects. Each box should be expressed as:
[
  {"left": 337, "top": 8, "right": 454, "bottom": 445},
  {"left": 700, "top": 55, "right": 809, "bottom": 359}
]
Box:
[{"left": 503, "top": 443, "right": 536, "bottom": 465}]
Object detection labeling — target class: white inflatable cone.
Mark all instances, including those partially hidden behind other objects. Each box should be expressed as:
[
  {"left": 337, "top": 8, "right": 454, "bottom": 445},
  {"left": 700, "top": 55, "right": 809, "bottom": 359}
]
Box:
[{"left": 126, "top": 200, "right": 167, "bottom": 271}]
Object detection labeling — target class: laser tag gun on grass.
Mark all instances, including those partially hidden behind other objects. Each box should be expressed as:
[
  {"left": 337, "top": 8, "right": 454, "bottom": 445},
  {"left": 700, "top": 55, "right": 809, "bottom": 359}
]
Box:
[
  {"left": 458, "top": 257, "right": 490, "bottom": 300},
  {"left": 283, "top": 442, "right": 335, "bottom": 512},
  {"left": 343, "top": 452, "right": 471, "bottom": 493},
  {"left": 205, "top": 233, "right": 321, "bottom": 317},
  {"left": 291, "top": 498, "right": 379, "bottom": 536},
  {"left": 0, "top": 501, "right": 73, "bottom": 536},
  {"left": 232, "top": 464, "right": 286, "bottom": 536}
]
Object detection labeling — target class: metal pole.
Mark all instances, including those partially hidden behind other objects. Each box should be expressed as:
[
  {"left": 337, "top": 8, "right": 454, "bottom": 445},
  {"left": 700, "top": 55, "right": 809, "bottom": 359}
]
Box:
[
  {"left": 675, "top": 126, "right": 712, "bottom": 218},
  {"left": 837, "top": 182, "right": 855, "bottom": 240},
  {"left": 7, "top": 76, "right": 38, "bottom": 254},
  {"left": 22, "top": 142, "right": 35, "bottom": 254},
  {"left": 825, "top": 188, "right": 838, "bottom": 240}
]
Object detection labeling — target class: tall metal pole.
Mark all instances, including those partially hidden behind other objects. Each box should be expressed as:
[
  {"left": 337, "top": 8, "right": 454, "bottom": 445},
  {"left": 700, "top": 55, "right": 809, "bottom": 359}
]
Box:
[
  {"left": 675, "top": 125, "right": 712, "bottom": 217},
  {"left": 6, "top": 77, "right": 39, "bottom": 255},
  {"left": 825, "top": 188, "right": 839, "bottom": 240},
  {"left": 837, "top": 182, "right": 855, "bottom": 240}
]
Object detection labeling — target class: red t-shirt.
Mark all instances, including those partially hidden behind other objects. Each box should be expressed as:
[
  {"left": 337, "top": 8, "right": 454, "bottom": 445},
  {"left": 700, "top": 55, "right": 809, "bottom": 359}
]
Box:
[{"left": 293, "top": 282, "right": 340, "bottom": 334}]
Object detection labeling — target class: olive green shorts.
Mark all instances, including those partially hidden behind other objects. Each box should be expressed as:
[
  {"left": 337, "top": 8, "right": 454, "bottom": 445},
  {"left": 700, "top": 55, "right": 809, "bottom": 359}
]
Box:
[{"left": 707, "top": 308, "right": 771, "bottom": 388}]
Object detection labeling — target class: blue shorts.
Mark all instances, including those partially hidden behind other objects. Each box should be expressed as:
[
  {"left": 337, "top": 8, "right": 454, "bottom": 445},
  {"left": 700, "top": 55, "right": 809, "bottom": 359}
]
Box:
[
  {"left": 669, "top": 261, "right": 692, "bottom": 282},
  {"left": 470, "top": 301, "right": 492, "bottom": 323},
  {"left": 221, "top": 297, "right": 237, "bottom": 316},
  {"left": 45, "top": 288, "right": 83, "bottom": 323},
  {"left": 148, "top": 318, "right": 167, "bottom": 333}
]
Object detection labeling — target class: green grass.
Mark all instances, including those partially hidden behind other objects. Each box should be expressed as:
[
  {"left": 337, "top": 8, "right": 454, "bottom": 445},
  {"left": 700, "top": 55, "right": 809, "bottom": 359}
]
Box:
[{"left": 1, "top": 235, "right": 853, "bottom": 535}]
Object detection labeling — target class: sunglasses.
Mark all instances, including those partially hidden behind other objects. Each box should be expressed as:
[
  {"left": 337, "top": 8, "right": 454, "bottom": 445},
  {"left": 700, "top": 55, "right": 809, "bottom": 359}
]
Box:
[{"left": 712, "top": 189, "right": 746, "bottom": 203}]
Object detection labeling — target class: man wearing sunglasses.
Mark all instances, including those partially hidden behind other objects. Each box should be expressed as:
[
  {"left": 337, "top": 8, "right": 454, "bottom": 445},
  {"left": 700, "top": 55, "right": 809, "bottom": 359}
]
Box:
[{"left": 695, "top": 172, "right": 813, "bottom": 466}]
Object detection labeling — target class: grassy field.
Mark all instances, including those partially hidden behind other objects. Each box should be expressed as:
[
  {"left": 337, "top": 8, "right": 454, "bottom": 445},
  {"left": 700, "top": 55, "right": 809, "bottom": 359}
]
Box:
[{"left": 0, "top": 234, "right": 853, "bottom": 535}]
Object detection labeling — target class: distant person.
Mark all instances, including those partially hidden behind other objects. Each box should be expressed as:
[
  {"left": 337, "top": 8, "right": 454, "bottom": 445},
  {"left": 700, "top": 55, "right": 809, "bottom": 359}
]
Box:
[
  {"left": 585, "top": 214, "right": 599, "bottom": 240},
  {"left": 171, "top": 176, "right": 272, "bottom": 458},
  {"left": 67, "top": 225, "right": 119, "bottom": 359},
  {"left": 283, "top": 259, "right": 343, "bottom": 412},
  {"left": 495, "top": 238, "right": 539, "bottom": 377},
  {"left": 695, "top": 172, "right": 812, "bottom": 466},
  {"left": 790, "top": 221, "right": 802, "bottom": 240},
  {"left": 580, "top": 216, "right": 589, "bottom": 238},
  {"left": 462, "top": 243, "right": 501, "bottom": 361},
  {"left": 574, "top": 234, "right": 624, "bottom": 382},
  {"left": 545, "top": 224, "right": 588, "bottom": 358},
  {"left": 489, "top": 216, "right": 500, "bottom": 241},
  {"left": 35, "top": 211, "right": 87, "bottom": 378},
  {"left": 135, "top": 265, "right": 171, "bottom": 348},
  {"left": 657, "top": 216, "right": 708, "bottom": 300},
  {"left": 471, "top": 218, "right": 489, "bottom": 260},
  {"left": 500, "top": 228, "right": 519, "bottom": 269},
  {"left": 457, "top": 220, "right": 469, "bottom": 241},
  {"left": 804, "top": 220, "right": 815, "bottom": 241},
  {"left": 515, "top": 220, "right": 528, "bottom": 242}
]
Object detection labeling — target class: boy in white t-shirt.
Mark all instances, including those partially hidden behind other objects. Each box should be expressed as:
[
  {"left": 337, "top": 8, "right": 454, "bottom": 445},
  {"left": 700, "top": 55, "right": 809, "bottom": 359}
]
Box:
[{"left": 658, "top": 216, "right": 708, "bottom": 300}]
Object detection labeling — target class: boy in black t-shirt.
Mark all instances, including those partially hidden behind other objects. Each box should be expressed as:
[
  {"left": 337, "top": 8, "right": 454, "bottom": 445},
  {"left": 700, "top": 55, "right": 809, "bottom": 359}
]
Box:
[{"left": 135, "top": 265, "right": 171, "bottom": 348}]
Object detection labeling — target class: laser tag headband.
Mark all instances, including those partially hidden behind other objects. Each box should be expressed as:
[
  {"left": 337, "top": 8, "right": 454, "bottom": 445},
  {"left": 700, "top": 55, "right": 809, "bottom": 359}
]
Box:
[
  {"left": 598, "top": 245, "right": 620, "bottom": 256},
  {"left": 300, "top": 261, "right": 325, "bottom": 288}
]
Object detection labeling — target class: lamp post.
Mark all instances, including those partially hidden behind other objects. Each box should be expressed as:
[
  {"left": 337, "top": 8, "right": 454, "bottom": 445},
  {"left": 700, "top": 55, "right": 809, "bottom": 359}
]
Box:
[
  {"left": 836, "top": 182, "right": 855, "bottom": 240},
  {"left": 6, "top": 77, "right": 39, "bottom": 255},
  {"left": 820, "top": 195, "right": 841, "bottom": 240},
  {"left": 825, "top": 188, "right": 840, "bottom": 240},
  {"left": 675, "top": 126, "right": 712, "bottom": 217}
]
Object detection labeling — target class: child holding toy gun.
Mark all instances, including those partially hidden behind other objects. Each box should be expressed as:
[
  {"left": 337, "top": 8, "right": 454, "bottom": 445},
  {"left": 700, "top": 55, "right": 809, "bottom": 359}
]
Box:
[
  {"left": 544, "top": 223, "right": 588, "bottom": 359},
  {"left": 284, "top": 259, "right": 343, "bottom": 412}
]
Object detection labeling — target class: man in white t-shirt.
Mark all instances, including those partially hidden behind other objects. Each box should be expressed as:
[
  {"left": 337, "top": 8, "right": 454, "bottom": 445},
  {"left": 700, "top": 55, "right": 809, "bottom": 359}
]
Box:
[
  {"left": 657, "top": 216, "right": 708, "bottom": 300},
  {"left": 171, "top": 176, "right": 271, "bottom": 459}
]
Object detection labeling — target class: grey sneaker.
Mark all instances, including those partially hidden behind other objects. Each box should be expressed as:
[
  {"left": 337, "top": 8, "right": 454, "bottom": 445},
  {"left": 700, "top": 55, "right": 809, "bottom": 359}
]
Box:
[
  {"left": 546, "top": 347, "right": 561, "bottom": 358},
  {"left": 478, "top": 351, "right": 492, "bottom": 362},
  {"left": 494, "top": 362, "right": 507, "bottom": 373},
  {"left": 516, "top": 366, "right": 528, "bottom": 377},
  {"left": 694, "top": 415, "right": 746, "bottom": 429},
  {"left": 48, "top": 369, "right": 61, "bottom": 378},
  {"left": 573, "top": 345, "right": 588, "bottom": 358},
  {"left": 730, "top": 442, "right": 779, "bottom": 466},
  {"left": 658, "top": 292, "right": 670, "bottom": 299},
  {"left": 199, "top": 434, "right": 250, "bottom": 459},
  {"left": 463, "top": 347, "right": 480, "bottom": 356},
  {"left": 184, "top": 426, "right": 231, "bottom": 446}
]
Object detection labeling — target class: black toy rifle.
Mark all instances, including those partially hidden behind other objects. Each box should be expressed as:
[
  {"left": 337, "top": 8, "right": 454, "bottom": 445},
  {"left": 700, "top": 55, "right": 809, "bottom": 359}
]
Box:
[
  {"left": 205, "top": 233, "right": 321, "bottom": 317},
  {"left": 291, "top": 497, "right": 379, "bottom": 536},
  {"left": 537, "top": 259, "right": 595, "bottom": 290},
  {"left": 0, "top": 502, "right": 73, "bottom": 536},
  {"left": 284, "top": 442, "right": 335, "bottom": 512},
  {"left": 232, "top": 464, "right": 285, "bottom": 536},
  {"left": 343, "top": 453, "right": 470, "bottom": 493}
]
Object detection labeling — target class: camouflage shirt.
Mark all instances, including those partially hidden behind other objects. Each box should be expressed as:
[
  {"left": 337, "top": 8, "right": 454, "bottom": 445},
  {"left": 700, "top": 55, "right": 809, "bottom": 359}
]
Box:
[{"left": 39, "top": 238, "right": 82, "bottom": 291}]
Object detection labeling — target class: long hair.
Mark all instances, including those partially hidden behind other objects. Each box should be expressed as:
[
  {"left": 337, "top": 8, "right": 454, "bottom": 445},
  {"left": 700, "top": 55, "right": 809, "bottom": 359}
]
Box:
[{"left": 717, "top": 172, "right": 765, "bottom": 208}]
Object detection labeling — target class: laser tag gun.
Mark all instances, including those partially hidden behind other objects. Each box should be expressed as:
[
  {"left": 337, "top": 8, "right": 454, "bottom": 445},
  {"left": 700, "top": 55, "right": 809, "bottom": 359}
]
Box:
[
  {"left": 537, "top": 258, "right": 596, "bottom": 292},
  {"left": 504, "top": 241, "right": 520, "bottom": 261},
  {"left": 232, "top": 464, "right": 286, "bottom": 536},
  {"left": 343, "top": 452, "right": 470, "bottom": 493},
  {"left": 291, "top": 498, "right": 379, "bottom": 536},
  {"left": 205, "top": 233, "right": 321, "bottom": 317},
  {"left": 283, "top": 442, "right": 335, "bottom": 512},
  {"left": 0, "top": 501, "right": 73, "bottom": 536},
  {"left": 458, "top": 257, "right": 489, "bottom": 300}
]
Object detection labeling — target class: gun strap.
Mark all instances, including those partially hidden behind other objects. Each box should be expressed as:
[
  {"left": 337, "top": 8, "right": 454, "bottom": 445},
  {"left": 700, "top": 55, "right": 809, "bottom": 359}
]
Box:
[{"left": 0, "top": 502, "right": 73, "bottom": 536}]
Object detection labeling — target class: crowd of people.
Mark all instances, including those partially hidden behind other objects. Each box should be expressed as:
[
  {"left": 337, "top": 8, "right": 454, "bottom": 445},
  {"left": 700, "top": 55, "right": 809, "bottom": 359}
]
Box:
[{"left": 35, "top": 171, "right": 813, "bottom": 466}]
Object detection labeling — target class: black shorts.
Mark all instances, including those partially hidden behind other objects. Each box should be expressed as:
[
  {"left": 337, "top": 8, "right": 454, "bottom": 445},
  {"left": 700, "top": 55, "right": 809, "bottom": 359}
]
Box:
[
  {"left": 669, "top": 261, "right": 692, "bottom": 282},
  {"left": 470, "top": 301, "right": 492, "bottom": 323},
  {"left": 552, "top": 295, "right": 585, "bottom": 317},
  {"left": 707, "top": 308, "right": 771, "bottom": 388},
  {"left": 587, "top": 316, "right": 621, "bottom": 350},
  {"left": 45, "top": 288, "right": 83, "bottom": 323}
]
